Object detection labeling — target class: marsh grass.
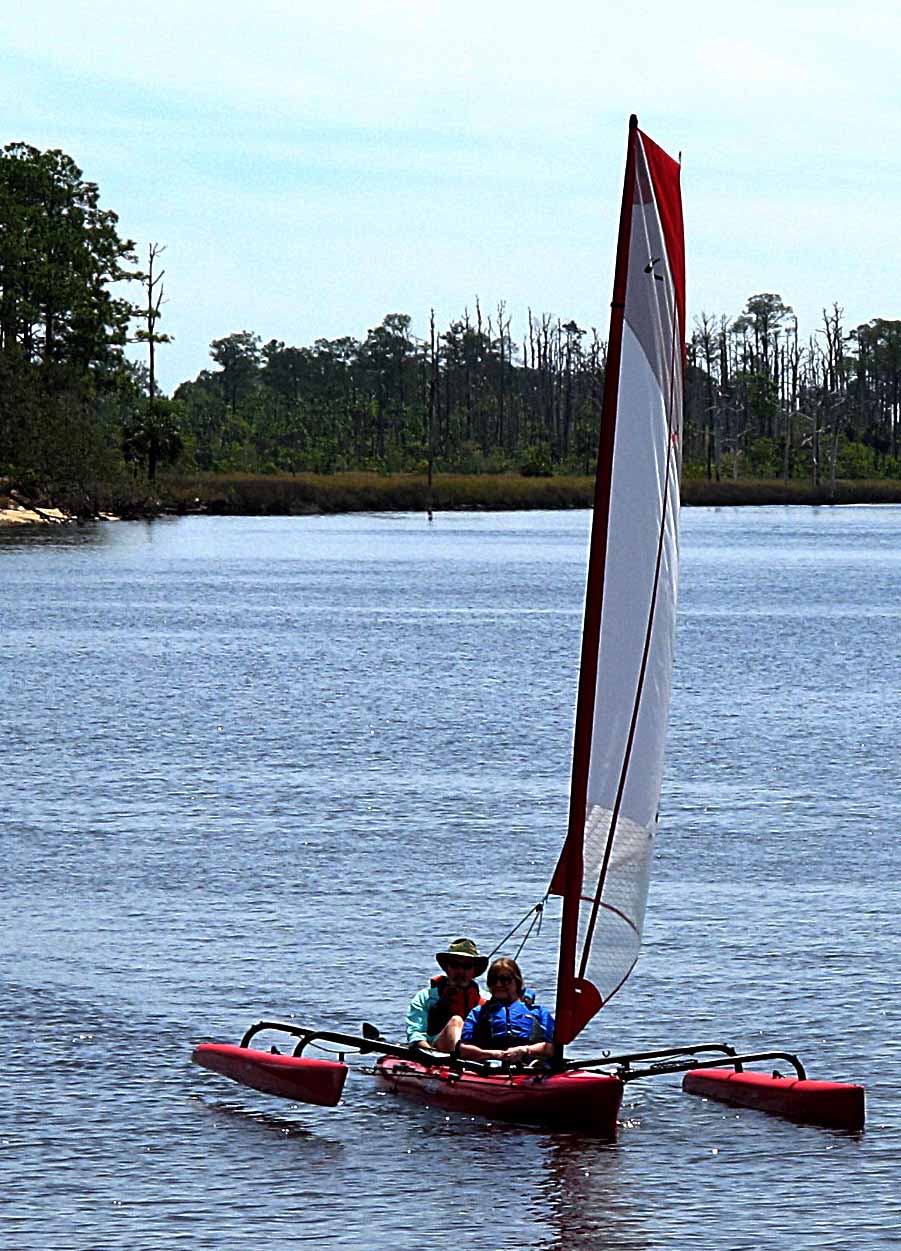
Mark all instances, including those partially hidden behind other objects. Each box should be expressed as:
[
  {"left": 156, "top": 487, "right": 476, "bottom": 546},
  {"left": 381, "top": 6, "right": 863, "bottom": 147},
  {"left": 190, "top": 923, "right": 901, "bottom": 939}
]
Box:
[
  {"left": 680, "top": 478, "right": 901, "bottom": 506},
  {"left": 162, "top": 471, "right": 595, "bottom": 514},
  {"left": 159, "top": 471, "right": 901, "bottom": 515}
]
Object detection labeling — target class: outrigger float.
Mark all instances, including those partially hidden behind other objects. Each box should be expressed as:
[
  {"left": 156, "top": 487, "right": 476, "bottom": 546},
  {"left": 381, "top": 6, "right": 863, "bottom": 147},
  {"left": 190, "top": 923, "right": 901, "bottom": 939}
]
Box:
[{"left": 192, "top": 117, "right": 865, "bottom": 1137}]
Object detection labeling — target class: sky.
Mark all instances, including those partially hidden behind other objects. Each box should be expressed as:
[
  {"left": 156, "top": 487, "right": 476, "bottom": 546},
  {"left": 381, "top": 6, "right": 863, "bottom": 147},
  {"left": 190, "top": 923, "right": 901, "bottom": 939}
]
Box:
[{"left": 4, "top": 0, "right": 901, "bottom": 394}]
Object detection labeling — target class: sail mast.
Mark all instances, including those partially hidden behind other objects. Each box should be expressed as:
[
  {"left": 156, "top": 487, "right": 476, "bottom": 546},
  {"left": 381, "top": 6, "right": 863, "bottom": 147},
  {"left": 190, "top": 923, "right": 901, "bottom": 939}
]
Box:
[{"left": 553, "top": 116, "right": 640, "bottom": 1048}]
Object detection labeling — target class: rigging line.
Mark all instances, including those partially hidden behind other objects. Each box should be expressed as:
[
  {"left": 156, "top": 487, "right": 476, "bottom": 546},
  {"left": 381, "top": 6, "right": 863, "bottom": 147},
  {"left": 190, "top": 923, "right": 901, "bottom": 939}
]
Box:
[
  {"left": 577, "top": 221, "right": 682, "bottom": 981},
  {"left": 511, "top": 901, "right": 545, "bottom": 963},
  {"left": 488, "top": 898, "right": 546, "bottom": 961}
]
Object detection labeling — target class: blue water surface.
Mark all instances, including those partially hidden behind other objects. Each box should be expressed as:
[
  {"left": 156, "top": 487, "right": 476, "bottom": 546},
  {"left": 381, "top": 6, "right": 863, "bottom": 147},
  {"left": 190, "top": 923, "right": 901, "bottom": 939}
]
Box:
[{"left": 2, "top": 506, "right": 899, "bottom": 1250}]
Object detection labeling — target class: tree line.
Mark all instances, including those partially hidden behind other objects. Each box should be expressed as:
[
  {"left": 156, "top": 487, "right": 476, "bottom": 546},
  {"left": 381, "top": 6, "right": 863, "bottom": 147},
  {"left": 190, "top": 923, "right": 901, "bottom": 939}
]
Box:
[
  {"left": 2, "top": 140, "right": 900, "bottom": 508},
  {"left": 176, "top": 298, "right": 901, "bottom": 486},
  {"left": 173, "top": 309, "right": 605, "bottom": 479},
  {"left": 687, "top": 297, "right": 901, "bottom": 485}
]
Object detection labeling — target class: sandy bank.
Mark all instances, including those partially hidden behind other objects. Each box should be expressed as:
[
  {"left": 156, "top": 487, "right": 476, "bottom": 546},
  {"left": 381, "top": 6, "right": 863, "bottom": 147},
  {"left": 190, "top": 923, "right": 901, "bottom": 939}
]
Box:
[{"left": 0, "top": 504, "right": 73, "bottom": 526}]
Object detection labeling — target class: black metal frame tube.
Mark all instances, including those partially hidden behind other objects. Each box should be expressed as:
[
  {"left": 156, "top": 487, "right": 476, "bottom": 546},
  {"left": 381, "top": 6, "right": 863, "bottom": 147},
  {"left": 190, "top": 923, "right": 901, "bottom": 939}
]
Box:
[{"left": 237, "top": 1020, "right": 500, "bottom": 1076}]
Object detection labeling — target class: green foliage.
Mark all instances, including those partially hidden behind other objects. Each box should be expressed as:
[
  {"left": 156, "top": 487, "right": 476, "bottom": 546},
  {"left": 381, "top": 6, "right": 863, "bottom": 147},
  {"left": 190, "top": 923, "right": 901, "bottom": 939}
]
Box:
[
  {"left": 519, "top": 443, "right": 554, "bottom": 477},
  {"left": 210, "top": 331, "right": 262, "bottom": 412},
  {"left": 0, "top": 143, "right": 137, "bottom": 369},
  {"left": 737, "top": 371, "right": 780, "bottom": 428},
  {"left": 443, "top": 440, "right": 504, "bottom": 475},
  {"left": 174, "top": 308, "right": 608, "bottom": 483},
  {"left": 834, "top": 439, "right": 878, "bottom": 479},
  {"left": 0, "top": 141, "right": 143, "bottom": 501},
  {"left": 171, "top": 296, "right": 901, "bottom": 492},
  {"left": 745, "top": 436, "right": 779, "bottom": 477},
  {"left": 122, "top": 399, "right": 185, "bottom": 482}
]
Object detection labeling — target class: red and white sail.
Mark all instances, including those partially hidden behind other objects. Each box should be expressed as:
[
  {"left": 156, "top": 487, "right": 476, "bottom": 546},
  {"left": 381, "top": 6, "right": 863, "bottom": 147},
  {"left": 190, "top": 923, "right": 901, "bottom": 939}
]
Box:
[{"left": 552, "top": 118, "right": 685, "bottom": 1046}]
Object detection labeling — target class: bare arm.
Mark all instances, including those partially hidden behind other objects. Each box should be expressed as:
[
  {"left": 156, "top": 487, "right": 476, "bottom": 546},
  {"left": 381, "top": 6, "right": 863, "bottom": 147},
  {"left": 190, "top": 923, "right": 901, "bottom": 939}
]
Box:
[
  {"left": 459, "top": 1040, "right": 553, "bottom": 1063},
  {"left": 458, "top": 1042, "right": 504, "bottom": 1061}
]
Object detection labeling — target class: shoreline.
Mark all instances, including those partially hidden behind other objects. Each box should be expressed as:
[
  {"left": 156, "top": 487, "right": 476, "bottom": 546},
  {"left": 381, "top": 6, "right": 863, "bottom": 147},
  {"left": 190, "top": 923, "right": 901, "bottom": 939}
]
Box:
[
  {"left": 3, "top": 473, "right": 901, "bottom": 527},
  {"left": 0, "top": 503, "right": 120, "bottom": 527}
]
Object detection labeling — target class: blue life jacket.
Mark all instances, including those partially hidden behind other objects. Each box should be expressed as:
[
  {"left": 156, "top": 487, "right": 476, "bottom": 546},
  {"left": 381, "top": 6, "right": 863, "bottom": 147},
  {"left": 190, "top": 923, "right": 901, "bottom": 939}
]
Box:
[{"left": 463, "top": 996, "right": 554, "bottom": 1050}]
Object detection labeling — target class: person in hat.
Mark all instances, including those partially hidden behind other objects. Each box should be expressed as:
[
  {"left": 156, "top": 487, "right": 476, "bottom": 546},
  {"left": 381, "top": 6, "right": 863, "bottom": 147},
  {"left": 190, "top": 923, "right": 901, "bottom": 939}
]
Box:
[{"left": 405, "top": 938, "right": 488, "bottom": 1054}]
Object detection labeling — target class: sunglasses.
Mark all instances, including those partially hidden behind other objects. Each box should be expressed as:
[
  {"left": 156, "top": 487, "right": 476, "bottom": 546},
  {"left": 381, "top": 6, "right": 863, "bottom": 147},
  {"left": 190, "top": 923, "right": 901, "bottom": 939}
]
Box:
[
  {"left": 445, "top": 958, "right": 475, "bottom": 970},
  {"left": 489, "top": 973, "right": 515, "bottom": 985}
]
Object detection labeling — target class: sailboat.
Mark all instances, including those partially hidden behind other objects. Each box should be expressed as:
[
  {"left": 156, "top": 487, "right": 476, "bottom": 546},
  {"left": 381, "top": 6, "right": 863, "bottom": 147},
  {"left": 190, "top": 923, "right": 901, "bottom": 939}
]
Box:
[
  {"left": 193, "top": 118, "right": 865, "bottom": 1135},
  {"left": 368, "top": 114, "right": 683, "bottom": 1133}
]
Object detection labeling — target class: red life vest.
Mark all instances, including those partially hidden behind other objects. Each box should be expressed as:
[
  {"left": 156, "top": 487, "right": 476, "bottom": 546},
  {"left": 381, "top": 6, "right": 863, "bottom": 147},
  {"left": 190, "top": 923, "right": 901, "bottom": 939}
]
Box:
[{"left": 426, "top": 975, "right": 483, "bottom": 1037}]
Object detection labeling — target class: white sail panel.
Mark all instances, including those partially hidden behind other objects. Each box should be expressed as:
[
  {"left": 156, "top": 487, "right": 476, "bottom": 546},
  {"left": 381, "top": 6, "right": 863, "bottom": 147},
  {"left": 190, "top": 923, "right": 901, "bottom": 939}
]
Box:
[
  {"left": 574, "top": 805, "right": 653, "bottom": 999},
  {"left": 587, "top": 320, "right": 679, "bottom": 829}
]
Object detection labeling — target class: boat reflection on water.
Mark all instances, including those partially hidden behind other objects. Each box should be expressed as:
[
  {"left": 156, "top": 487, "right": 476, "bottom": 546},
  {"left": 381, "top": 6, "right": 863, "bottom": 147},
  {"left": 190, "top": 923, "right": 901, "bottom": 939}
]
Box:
[
  {"left": 537, "top": 1133, "right": 652, "bottom": 1251},
  {"left": 194, "top": 1094, "right": 319, "bottom": 1139}
]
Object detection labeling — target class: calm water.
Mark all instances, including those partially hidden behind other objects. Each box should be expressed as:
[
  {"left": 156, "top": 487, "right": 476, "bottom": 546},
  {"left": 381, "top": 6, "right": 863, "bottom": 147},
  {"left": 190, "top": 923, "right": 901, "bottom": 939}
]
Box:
[{"left": 2, "top": 506, "right": 899, "bottom": 1250}]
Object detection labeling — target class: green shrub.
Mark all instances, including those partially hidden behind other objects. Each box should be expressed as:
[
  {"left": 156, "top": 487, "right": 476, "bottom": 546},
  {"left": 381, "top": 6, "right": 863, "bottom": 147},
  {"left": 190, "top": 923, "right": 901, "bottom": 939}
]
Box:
[
  {"left": 519, "top": 443, "right": 554, "bottom": 477},
  {"left": 834, "top": 440, "right": 878, "bottom": 479}
]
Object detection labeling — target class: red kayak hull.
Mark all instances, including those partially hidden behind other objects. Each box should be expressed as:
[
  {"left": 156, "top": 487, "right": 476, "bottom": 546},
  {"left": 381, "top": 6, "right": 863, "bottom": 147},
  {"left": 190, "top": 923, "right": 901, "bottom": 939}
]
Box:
[
  {"left": 683, "top": 1068, "right": 865, "bottom": 1131},
  {"left": 192, "top": 1042, "right": 348, "bottom": 1107},
  {"left": 374, "top": 1056, "right": 623, "bottom": 1134}
]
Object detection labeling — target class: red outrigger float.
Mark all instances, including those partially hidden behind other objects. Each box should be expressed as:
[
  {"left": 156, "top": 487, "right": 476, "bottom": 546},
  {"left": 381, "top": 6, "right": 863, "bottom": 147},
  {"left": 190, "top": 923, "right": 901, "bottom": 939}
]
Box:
[
  {"left": 682, "top": 1068, "right": 864, "bottom": 1131},
  {"left": 191, "top": 118, "right": 865, "bottom": 1136},
  {"left": 193, "top": 1041, "right": 348, "bottom": 1107}
]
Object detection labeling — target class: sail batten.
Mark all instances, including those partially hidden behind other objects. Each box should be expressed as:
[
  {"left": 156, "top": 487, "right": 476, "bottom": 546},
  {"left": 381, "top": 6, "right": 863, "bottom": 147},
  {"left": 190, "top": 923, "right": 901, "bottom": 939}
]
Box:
[{"left": 553, "top": 119, "right": 684, "bottom": 1046}]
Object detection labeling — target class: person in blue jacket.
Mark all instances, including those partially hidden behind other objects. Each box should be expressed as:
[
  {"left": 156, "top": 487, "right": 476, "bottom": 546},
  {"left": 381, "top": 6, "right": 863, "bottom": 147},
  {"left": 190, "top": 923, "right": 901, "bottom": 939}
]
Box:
[{"left": 458, "top": 957, "right": 554, "bottom": 1065}]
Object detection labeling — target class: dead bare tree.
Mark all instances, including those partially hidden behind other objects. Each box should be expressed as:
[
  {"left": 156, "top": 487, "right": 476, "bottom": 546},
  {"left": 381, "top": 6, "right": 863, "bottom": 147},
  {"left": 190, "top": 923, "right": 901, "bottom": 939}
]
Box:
[{"left": 135, "top": 243, "right": 171, "bottom": 415}]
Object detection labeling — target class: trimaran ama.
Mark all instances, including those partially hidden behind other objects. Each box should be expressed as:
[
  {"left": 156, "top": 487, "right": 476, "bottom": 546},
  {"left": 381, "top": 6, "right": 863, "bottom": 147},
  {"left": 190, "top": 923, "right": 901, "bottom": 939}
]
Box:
[{"left": 193, "top": 117, "right": 865, "bottom": 1135}]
